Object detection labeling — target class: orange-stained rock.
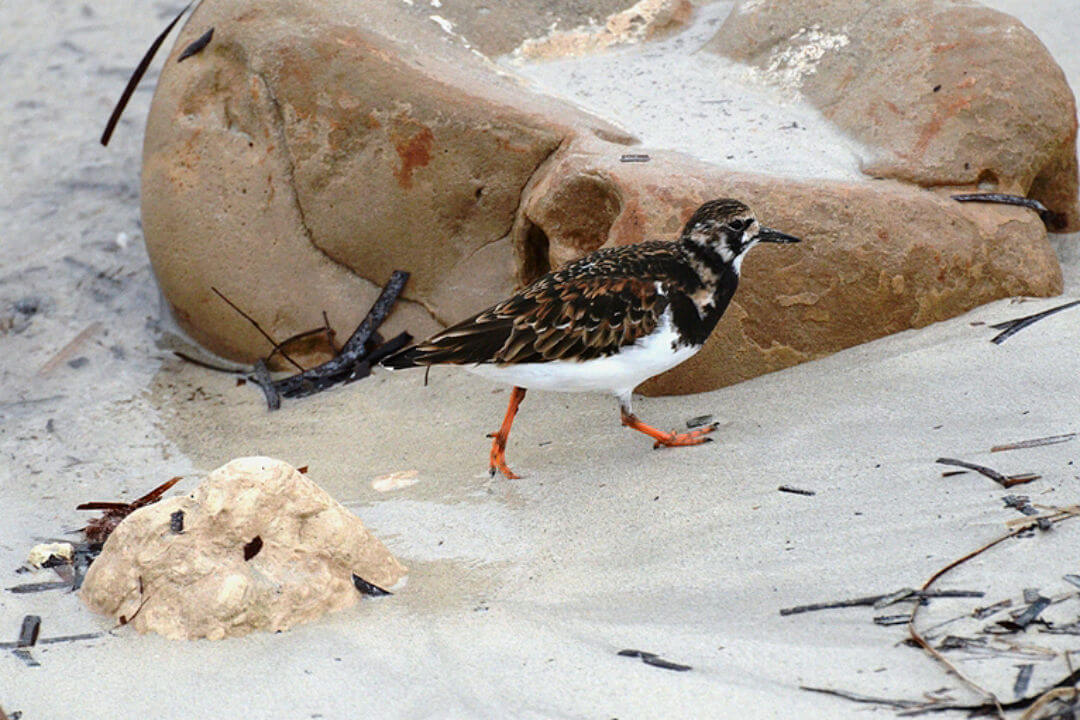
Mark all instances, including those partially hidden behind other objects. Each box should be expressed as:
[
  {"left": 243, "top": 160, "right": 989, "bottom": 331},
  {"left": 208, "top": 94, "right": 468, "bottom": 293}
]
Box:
[
  {"left": 707, "top": 0, "right": 1080, "bottom": 230},
  {"left": 514, "top": 139, "right": 1063, "bottom": 394},
  {"left": 141, "top": 0, "right": 634, "bottom": 365}
]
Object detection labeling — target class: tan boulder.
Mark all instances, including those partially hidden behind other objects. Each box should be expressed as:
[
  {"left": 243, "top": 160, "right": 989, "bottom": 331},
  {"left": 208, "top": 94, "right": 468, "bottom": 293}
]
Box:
[
  {"left": 707, "top": 0, "right": 1080, "bottom": 230},
  {"left": 141, "top": 0, "right": 634, "bottom": 365},
  {"left": 81, "top": 457, "right": 406, "bottom": 640},
  {"left": 141, "top": 0, "right": 1065, "bottom": 396},
  {"left": 514, "top": 140, "right": 1063, "bottom": 394}
]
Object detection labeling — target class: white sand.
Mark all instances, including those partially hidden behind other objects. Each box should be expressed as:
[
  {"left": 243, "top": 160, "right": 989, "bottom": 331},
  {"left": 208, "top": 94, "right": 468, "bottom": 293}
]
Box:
[
  {"left": 505, "top": 1, "right": 873, "bottom": 181},
  {"left": 2, "top": 2, "right": 1079, "bottom": 718}
]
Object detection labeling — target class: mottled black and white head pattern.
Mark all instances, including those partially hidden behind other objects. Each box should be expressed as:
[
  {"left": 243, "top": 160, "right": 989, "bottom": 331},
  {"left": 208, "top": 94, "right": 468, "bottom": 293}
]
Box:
[{"left": 680, "top": 198, "right": 800, "bottom": 276}]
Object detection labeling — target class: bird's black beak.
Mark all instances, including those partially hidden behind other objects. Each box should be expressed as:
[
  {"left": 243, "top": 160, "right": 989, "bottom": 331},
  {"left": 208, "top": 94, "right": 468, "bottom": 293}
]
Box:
[{"left": 757, "top": 227, "right": 801, "bottom": 244}]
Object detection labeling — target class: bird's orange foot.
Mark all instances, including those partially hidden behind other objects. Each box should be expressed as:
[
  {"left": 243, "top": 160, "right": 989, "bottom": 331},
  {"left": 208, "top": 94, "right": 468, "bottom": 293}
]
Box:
[
  {"left": 621, "top": 410, "right": 718, "bottom": 450},
  {"left": 650, "top": 424, "right": 718, "bottom": 449},
  {"left": 488, "top": 439, "right": 521, "bottom": 479}
]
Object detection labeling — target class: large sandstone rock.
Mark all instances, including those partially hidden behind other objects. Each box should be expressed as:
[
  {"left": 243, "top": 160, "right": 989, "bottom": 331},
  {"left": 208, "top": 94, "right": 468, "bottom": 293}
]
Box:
[
  {"left": 81, "top": 457, "right": 406, "bottom": 640},
  {"left": 142, "top": 0, "right": 1067, "bottom": 395},
  {"left": 142, "top": 0, "right": 634, "bottom": 364},
  {"left": 516, "top": 139, "right": 1062, "bottom": 394},
  {"left": 707, "top": 0, "right": 1080, "bottom": 230}
]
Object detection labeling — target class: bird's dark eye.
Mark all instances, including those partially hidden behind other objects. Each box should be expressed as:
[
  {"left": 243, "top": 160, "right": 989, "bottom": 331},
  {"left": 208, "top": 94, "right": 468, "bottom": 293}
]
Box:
[{"left": 728, "top": 219, "right": 748, "bottom": 232}]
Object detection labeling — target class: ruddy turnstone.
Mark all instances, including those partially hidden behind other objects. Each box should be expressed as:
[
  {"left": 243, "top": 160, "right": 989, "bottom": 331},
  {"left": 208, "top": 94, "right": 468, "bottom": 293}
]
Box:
[{"left": 382, "top": 198, "right": 800, "bottom": 478}]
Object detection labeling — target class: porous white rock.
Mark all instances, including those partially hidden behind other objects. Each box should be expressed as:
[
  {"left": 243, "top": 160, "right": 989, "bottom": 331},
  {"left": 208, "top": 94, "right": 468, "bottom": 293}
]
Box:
[{"left": 81, "top": 457, "right": 406, "bottom": 640}]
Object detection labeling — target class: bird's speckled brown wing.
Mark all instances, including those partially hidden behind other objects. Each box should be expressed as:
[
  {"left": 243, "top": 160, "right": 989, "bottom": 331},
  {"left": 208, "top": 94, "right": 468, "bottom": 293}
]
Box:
[{"left": 383, "top": 242, "right": 682, "bottom": 368}]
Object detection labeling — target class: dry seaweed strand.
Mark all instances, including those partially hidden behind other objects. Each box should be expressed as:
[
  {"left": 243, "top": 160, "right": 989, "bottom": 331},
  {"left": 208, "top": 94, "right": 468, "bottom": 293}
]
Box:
[
  {"left": 100, "top": 2, "right": 193, "bottom": 146},
  {"left": 950, "top": 193, "right": 1058, "bottom": 226},
  {"left": 211, "top": 287, "right": 305, "bottom": 372},
  {"left": 906, "top": 506, "right": 1080, "bottom": 719},
  {"left": 988, "top": 300, "right": 1080, "bottom": 345}
]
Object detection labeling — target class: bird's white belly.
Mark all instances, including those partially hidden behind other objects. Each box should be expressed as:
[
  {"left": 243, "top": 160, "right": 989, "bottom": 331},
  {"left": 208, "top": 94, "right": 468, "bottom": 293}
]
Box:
[{"left": 465, "top": 318, "right": 699, "bottom": 395}]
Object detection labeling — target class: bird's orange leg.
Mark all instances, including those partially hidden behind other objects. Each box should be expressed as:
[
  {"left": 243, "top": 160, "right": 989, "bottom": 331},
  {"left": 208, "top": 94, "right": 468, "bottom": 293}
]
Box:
[
  {"left": 620, "top": 406, "right": 717, "bottom": 449},
  {"left": 488, "top": 386, "right": 527, "bottom": 479}
]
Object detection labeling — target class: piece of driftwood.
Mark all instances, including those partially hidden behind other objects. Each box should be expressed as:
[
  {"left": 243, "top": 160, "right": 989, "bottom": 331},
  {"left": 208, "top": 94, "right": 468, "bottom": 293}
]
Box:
[
  {"left": 988, "top": 300, "right": 1080, "bottom": 345},
  {"left": 177, "top": 27, "right": 213, "bottom": 62},
  {"left": 268, "top": 271, "right": 412, "bottom": 402},
  {"left": 992, "top": 433, "right": 1076, "bottom": 453},
  {"left": 780, "top": 589, "right": 983, "bottom": 616},
  {"left": 100, "top": 3, "right": 192, "bottom": 146}
]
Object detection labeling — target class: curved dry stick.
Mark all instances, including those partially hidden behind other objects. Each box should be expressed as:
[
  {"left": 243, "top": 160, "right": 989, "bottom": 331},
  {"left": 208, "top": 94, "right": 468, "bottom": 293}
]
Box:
[{"left": 908, "top": 508, "right": 1080, "bottom": 719}]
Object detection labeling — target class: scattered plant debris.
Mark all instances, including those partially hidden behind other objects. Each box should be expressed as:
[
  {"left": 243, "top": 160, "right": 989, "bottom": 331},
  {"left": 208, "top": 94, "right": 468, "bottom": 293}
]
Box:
[
  {"left": 778, "top": 485, "right": 815, "bottom": 497},
  {"left": 204, "top": 272, "right": 412, "bottom": 410},
  {"left": 77, "top": 476, "right": 182, "bottom": 544},
  {"left": 619, "top": 153, "right": 650, "bottom": 163},
  {"left": 685, "top": 414, "right": 713, "bottom": 429}
]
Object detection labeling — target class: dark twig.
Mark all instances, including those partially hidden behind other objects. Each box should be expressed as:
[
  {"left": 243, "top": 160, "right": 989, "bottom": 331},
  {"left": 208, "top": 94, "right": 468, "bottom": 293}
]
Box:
[
  {"left": 800, "top": 686, "right": 923, "bottom": 709},
  {"left": 778, "top": 485, "right": 815, "bottom": 497},
  {"left": 936, "top": 457, "right": 1037, "bottom": 488},
  {"left": 269, "top": 272, "right": 410, "bottom": 400},
  {"left": 992, "top": 433, "right": 1076, "bottom": 453},
  {"left": 101, "top": 2, "right": 192, "bottom": 146},
  {"left": 988, "top": 300, "right": 1080, "bottom": 345},
  {"left": 250, "top": 360, "right": 280, "bottom": 410},
  {"left": 617, "top": 649, "right": 691, "bottom": 672},
  {"left": 936, "top": 457, "right": 1007, "bottom": 484},
  {"left": 951, "top": 193, "right": 1056, "bottom": 225},
  {"left": 177, "top": 27, "right": 213, "bottom": 62},
  {"left": 780, "top": 589, "right": 983, "bottom": 616},
  {"left": 211, "top": 287, "right": 305, "bottom": 372},
  {"left": 171, "top": 350, "right": 247, "bottom": 374}
]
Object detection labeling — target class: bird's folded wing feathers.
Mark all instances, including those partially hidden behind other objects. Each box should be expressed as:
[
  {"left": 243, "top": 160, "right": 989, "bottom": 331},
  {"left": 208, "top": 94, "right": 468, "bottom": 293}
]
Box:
[{"left": 387, "top": 275, "right": 667, "bottom": 367}]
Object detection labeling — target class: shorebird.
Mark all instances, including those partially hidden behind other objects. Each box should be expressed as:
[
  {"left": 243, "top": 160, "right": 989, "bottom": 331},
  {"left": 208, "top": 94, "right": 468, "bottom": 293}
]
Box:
[{"left": 382, "top": 198, "right": 800, "bottom": 478}]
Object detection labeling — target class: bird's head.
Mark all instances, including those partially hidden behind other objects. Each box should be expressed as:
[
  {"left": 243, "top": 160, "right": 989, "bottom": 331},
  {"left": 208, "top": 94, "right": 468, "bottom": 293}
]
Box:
[{"left": 680, "top": 198, "right": 800, "bottom": 274}]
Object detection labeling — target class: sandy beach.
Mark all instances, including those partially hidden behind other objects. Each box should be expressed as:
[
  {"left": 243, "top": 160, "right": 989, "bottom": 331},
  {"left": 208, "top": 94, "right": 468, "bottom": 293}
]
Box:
[{"left": 2, "top": 1, "right": 1079, "bottom": 717}]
